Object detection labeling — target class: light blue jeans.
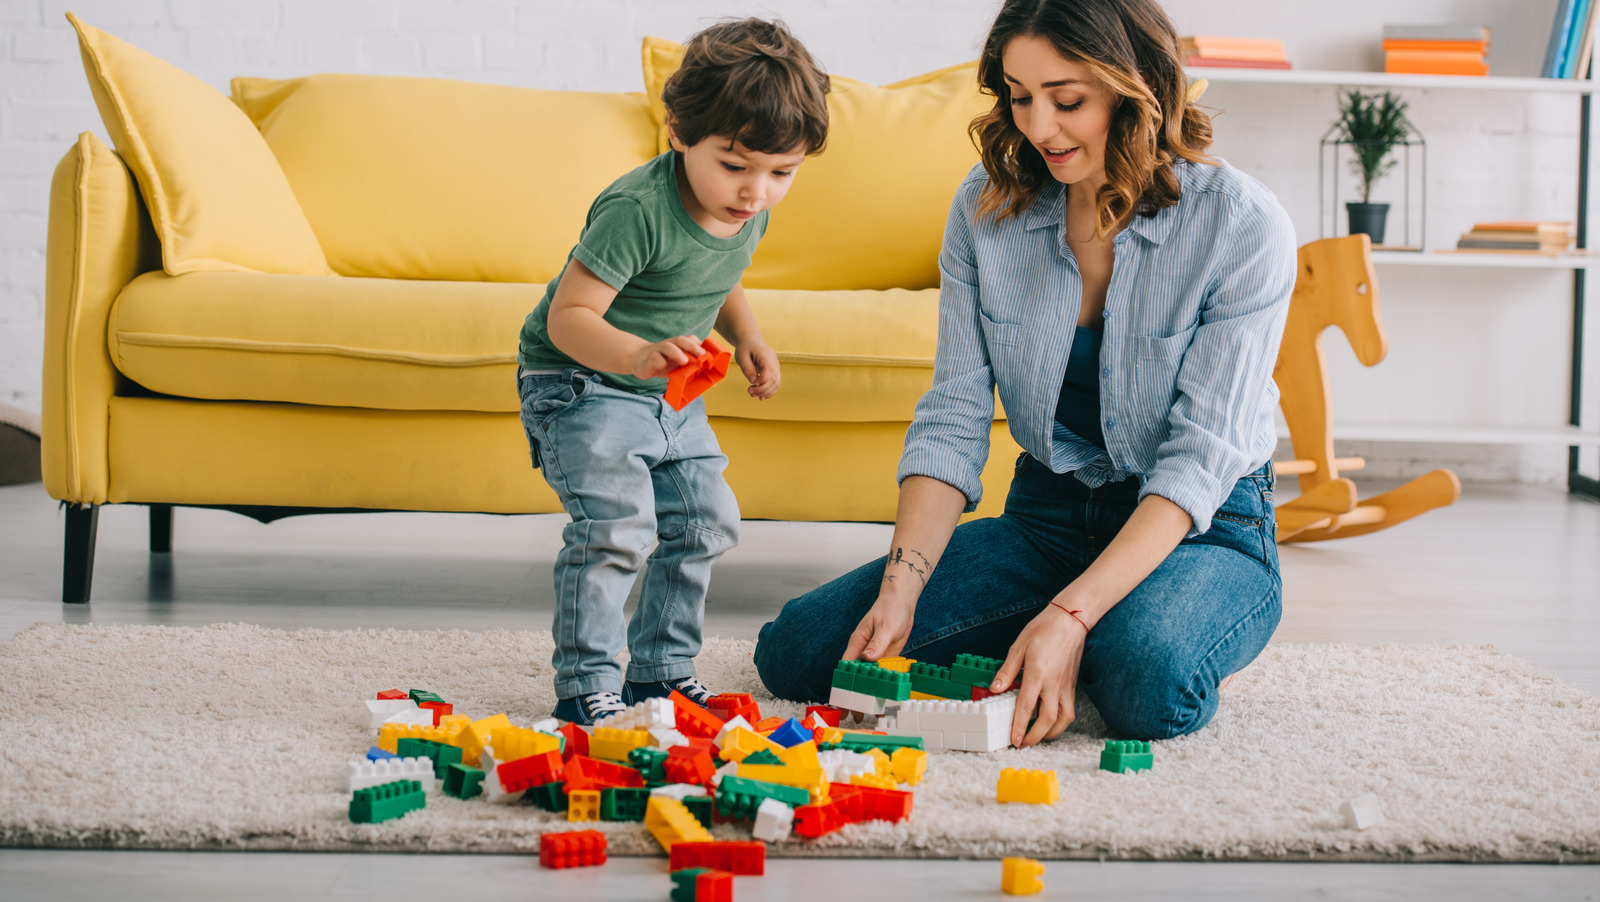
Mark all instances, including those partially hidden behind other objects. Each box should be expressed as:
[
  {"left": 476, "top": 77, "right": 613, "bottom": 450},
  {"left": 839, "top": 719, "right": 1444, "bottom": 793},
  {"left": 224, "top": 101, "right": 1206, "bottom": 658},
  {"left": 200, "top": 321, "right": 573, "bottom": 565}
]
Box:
[
  {"left": 519, "top": 369, "right": 740, "bottom": 698},
  {"left": 754, "top": 453, "right": 1282, "bottom": 740}
]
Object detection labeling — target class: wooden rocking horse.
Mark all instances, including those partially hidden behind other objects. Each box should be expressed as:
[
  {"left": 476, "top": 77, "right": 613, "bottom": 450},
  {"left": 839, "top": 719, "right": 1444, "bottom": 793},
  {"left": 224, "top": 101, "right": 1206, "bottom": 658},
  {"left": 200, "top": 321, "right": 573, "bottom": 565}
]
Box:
[{"left": 1271, "top": 235, "right": 1461, "bottom": 542}]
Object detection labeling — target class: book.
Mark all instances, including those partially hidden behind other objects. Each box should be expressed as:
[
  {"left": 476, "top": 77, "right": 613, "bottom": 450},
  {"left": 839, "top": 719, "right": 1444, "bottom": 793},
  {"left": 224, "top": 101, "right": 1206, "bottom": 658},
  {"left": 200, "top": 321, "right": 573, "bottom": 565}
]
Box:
[
  {"left": 1385, "top": 53, "right": 1489, "bottom": 76},
  {"left": 1459, "top": 231, "right": 1566, "bottom": 246},
  {"left": 1458, "top": 239, "right": 1556, "bottom": 251},
  {"left": 1382, "top": 24, "right": 1490, "bottom": 42},
  {"left": 1566, "top": 0, "right": 1599, "bottom": 78},
  {"left": 1546, "top": 0, "right": 1579, "bottom": 77},
  {"left": 1385, "top": 49, "right": 1488, "bottom": 66},
  {"left": 1181, "top": 35, "right": 1287, "bottom": 57},
  {"left": 1382, "top": 39, "right": 1488, "bottom": 54},
  {"left": 1471, "top": 220, "right": 1572, "bottom": 234},
  {"left": 1185, "top": 57, "right": 1294, "bottom": 70}
]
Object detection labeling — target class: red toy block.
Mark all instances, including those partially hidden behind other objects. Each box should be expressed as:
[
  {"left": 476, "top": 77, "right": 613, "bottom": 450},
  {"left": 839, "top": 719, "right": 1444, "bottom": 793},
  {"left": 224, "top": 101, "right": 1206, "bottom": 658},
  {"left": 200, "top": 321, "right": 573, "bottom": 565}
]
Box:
[
  {"left": 804, "top": 705, "right": 841, "bottom": 728},
  {"left": 670, "top": 690, "right": 725, "bottom": 740},
  {"left": 663, "top": 337, "right": 732, "bottom": 412},
  {"left": 695, "top": 869, "right": 734, "bottom": 902},
  {"left": 663, "top": 744, "right": 716, "bottom": 786},
  {"left": 496, "top": 750, "right": 563, "bottom": 793},
  {"left": 562, "top": 755, "right": 646, "bottom": 792},
  {"left": 707, "top": 693, "right": 761, "bottom": 725},
  {"left": 752, "top": 716, "right": 787, "bottom": 734},
  {"left": 795, "top": 785, "right": 864, "bottom": 838},
  {"left": 669, "top": 840, "right": 766, "bottom": 876},
  {"left": 419, "top": 701, "right": 452, "bottom": 725},
  {"left": 971, "top": 683, "right": 1017, "bottom": 701},
  {"left": 539, "top": 829, "right": 607, "bottom": 869},
  {"left": 558, "top": 722, "right": 589, "bottom": 762},
  {"left": 847, "top": 782, "right": 914, "bottom": 823},
  {"left": 375, "top": 689, "right": 408, "bottom": 700}
]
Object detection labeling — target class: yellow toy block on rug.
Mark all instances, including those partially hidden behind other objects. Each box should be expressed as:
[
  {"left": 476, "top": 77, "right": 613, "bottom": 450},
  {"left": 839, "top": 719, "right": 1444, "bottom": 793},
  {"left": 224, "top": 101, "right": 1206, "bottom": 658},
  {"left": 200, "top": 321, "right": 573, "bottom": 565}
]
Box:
[
  {"left": 590, "top": 727, "right": 651, "bottom": 762},
  {"left": 997, "top": 768, "right": 1059, "bottom": 805},
  {"left": 488, "top": 726, "right": 559, "bottom": 763},
  {"left": 645, "top": 796, "right": 712, "bottom": 851},
  {"left": 567, "top": 789, "right": 600, "bottom": 822},
  {"left": 1001, "top": 857, "right": 1045, "bottom": 895},
  {"left": 719, "top": 727, "right": 783, "bottom": 762},
  {"left": 438, "top": 713, "right": 471, "bottom": 730},
  {"left": 850, "top": 773, "right": 897, "bottom": 790},
  {"left": 865, "top": 747, "right": 892, "bottom": 778},
  {"left": 891, "top": 747, "right": 927, "bottom": 785},
  {"left": 377, "top": 720, "right": 463, "bottom": 754},
  {"left": 736, "top": 763, "right": 826, "bottom": 791},
  {"left": 450, "top": 713, "right": 511, "bottom": 766},
  {"left": 776, "top": 740, "right": 820, "bottom": 770}
]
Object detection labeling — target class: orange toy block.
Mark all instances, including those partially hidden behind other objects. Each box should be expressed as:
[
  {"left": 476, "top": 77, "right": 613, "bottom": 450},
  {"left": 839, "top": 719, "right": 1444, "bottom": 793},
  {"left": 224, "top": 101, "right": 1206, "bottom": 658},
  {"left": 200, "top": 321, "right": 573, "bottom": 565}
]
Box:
[{"left": 663, "top": 337, "right": 732, "bottom": 411}]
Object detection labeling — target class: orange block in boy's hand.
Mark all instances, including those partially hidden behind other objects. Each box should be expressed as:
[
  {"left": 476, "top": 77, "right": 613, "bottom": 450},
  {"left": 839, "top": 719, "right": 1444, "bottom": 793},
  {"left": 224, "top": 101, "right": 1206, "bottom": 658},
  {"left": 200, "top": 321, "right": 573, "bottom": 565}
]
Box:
[{"left": 664, "top": 337, "right": 732, "bottom": 411}]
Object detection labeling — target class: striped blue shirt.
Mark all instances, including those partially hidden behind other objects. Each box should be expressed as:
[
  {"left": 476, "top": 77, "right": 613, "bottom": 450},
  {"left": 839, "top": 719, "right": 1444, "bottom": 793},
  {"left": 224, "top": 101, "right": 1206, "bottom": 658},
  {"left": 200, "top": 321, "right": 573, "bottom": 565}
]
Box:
[{"left": 897, "top": 159, "right": 1297, "bottom": 537}]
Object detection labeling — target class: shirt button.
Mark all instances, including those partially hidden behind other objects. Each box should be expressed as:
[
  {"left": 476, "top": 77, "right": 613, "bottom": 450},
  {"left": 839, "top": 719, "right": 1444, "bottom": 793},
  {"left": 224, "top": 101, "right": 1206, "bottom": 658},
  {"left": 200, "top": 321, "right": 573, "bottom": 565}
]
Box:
[
  {"left": 1101, "top": 366, "right": 1111, "bottom": 376},
  {"left": 1106, "top": 418, "right": 1117, "bottom": 429},
  {"left": 1102, "top": 310, "right": 1110, "bottom": 319}
]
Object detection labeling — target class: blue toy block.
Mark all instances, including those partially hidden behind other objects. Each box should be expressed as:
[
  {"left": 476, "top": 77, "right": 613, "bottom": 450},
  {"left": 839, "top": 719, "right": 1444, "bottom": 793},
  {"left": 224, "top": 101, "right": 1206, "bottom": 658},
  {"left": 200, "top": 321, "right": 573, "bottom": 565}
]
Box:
[
  {"left": 366, "top": 746, "right": 399, "bottom": 761},
  {"left": 767, "top": 717, "right": 812, "bottom": 748}
]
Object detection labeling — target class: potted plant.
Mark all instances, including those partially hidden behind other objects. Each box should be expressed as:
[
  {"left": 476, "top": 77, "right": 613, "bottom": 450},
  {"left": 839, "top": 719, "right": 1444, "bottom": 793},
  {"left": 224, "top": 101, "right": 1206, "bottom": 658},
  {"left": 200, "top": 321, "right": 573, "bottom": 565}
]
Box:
[{"left": 1335, "top": 89, "right": 1410, "bottom": 245}]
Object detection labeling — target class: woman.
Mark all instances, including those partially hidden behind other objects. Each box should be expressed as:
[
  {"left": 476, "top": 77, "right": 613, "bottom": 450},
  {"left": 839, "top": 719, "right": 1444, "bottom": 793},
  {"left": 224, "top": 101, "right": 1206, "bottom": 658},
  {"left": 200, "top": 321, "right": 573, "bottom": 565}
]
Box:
[{"left": 752, "top": 0, "right": 1296, "bottom": 747}]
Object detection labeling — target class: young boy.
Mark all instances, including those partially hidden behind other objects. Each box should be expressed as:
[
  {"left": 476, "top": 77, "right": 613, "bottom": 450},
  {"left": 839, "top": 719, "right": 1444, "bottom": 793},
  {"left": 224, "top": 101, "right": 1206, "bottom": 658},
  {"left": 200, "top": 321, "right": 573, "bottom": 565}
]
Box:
[{"left": 517, "top": 19, "right": 830, "bottom": 725}]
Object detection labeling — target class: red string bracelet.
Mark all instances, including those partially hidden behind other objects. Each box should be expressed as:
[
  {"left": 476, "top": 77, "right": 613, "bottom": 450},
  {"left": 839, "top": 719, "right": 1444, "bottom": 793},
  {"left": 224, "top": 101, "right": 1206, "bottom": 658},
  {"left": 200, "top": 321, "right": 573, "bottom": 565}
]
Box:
[{"left": 1049, "top": 601, "right": 1091, "bottom": 633}]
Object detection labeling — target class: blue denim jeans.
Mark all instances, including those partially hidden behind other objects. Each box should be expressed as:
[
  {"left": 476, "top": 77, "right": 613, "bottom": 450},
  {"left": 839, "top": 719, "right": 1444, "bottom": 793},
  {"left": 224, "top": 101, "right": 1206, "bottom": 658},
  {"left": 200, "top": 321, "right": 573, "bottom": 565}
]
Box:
[
  {"left": 753, "top": 454, "right": 1282, "bottom": 740},
  {"left": 519, "top": 369, "right": 740, "bottom": 698}
]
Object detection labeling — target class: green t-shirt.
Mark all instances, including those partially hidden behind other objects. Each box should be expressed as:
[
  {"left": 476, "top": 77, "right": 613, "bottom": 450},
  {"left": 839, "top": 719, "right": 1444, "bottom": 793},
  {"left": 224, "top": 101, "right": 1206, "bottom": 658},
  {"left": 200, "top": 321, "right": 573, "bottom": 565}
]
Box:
[{"left": 517, "top": 151, "right": 768, "bottom": 394}]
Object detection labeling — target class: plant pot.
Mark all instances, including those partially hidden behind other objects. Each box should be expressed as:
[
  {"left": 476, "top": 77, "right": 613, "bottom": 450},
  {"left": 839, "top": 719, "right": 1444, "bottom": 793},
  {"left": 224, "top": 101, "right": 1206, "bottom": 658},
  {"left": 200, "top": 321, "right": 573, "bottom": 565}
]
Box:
[{"left": 1346, "top": 202, "right": 1390, "bottom": 245}]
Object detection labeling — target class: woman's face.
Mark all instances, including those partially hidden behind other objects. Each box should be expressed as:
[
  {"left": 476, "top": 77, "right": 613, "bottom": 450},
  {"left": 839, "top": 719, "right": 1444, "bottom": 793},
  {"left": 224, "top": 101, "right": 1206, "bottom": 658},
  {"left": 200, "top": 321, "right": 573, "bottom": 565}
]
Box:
[{"left": 1002, "top": 34, "right": 1116, "bottom": 189}]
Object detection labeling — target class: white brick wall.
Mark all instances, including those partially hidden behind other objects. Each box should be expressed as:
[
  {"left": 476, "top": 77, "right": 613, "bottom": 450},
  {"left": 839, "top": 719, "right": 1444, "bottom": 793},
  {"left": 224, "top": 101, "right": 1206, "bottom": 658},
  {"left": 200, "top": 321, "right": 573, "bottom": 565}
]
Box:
[{"left": 0, "top": 0, "right": 1592, "bottom": 482}]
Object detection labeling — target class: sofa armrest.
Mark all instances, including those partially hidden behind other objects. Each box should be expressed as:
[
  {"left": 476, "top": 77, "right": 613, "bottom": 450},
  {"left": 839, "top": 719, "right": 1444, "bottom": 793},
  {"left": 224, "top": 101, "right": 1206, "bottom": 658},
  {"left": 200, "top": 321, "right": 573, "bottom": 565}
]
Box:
[{"left": 42, "top": 131, "right": 159, "bottom": 503}]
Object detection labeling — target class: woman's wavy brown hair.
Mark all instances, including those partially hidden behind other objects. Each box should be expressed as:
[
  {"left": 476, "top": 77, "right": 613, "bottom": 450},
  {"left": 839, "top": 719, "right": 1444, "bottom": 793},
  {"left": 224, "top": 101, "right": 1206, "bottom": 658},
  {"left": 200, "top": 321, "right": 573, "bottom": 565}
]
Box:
[{"left": 971, "top": 0, "right": 1214, "bottom": 234}]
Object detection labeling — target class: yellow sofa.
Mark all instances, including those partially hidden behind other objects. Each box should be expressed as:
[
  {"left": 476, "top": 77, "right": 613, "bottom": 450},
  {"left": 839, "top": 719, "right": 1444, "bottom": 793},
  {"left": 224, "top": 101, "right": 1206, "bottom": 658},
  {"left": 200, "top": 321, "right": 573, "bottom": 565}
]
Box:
[{"left": 42, "top": 23, "right": 1022, "bottom": 602}]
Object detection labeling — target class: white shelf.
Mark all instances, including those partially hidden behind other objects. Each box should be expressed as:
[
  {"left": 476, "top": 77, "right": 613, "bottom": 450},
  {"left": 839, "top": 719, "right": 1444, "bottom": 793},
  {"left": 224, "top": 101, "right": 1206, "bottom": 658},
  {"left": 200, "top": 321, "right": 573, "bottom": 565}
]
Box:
[
  {"left": 1186, "top": 67, "right": 1599, "bottom": 94},
  {"left": 1369, "top": 250, "right": 1599, "bottom": 269},
  {"left": 1276, "top": 422, "right": 1600, "bottom": 446}
]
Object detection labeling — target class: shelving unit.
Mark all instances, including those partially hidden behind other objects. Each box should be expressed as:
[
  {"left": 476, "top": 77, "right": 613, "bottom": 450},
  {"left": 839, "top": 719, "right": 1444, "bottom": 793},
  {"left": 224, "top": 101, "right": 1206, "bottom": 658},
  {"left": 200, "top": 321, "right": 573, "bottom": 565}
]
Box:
[{"left": 1190, "top": 65, "right": 1599, "bottom": 500}]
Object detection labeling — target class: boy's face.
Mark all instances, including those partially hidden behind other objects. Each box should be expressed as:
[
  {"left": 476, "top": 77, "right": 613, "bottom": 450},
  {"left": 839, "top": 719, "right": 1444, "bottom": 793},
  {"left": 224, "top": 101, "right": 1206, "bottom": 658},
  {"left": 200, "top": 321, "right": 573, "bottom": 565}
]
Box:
[{"left": 668, "top": 127, "right": 808, "bottom": 239}]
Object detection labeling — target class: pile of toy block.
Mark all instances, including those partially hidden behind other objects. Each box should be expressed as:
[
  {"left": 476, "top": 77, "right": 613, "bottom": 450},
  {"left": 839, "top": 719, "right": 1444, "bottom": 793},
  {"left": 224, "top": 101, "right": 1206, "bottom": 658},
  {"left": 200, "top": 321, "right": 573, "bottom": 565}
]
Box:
[{"left": 829, "top": 653, "right": 1022, "bottom": 752}]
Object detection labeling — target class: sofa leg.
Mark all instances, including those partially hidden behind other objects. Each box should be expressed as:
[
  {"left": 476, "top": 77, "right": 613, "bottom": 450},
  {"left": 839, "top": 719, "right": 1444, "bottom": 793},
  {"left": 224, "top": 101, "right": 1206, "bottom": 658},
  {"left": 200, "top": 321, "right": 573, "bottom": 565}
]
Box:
[
  {"left": 150, "top": 504, "right": 173, "bottom": 554},
  {"left": 63, "top": 503, "right": 99, "bottom": 604}
]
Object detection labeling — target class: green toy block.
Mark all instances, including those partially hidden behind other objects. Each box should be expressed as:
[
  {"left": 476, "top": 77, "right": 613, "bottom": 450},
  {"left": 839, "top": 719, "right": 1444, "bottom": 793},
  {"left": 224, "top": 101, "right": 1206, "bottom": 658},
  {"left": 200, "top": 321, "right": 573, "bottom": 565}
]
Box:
[
  {"left": 949, "top": 653, "right": 1004, "bottom": 688},
  {"left": 671, "top": 868, "right": 711, "bottom": 902},
  {"left": 600, "top": 786, "right": 651, "bottom": 821},
  {"left": 682, "top": 794, "right": 714, "bottom": 830},
  {"left": 830, "top": 660, "right": 862, "bottom": 693},
  {"left": 832, "top": 660, "right": 911, "bottom": 701},
  {"left": 629, "top": 747, "right": 668, "bottom": 783},
  {"left": 1100, "top": 740, "right": 1153, "bottom": 773},
  {"left": 826, "top": 732, "right": 924, "bottom": 754},
  {"left": 528, "top": 781, "right": 568, "bottom": 812},
  {"left": 442, "top": 763, "right": 484, "bottom": 799},
  {"left": 349, "top": 779, "right": 425, "bottom": 824},
  {"left": 908, "top": 661, "right": 972, "bottom": 699},
  {"left": 397, "top": 737, "right": 463, "bottom": 779},
  {"left": 741, "top": 748, "right": 783, "bottom": 767},
  {"left": 407, "top": 689, "right": 445, "bottom": 705},
  {"left": 715, "top": 775, "right": 810, "bottom": 820}
]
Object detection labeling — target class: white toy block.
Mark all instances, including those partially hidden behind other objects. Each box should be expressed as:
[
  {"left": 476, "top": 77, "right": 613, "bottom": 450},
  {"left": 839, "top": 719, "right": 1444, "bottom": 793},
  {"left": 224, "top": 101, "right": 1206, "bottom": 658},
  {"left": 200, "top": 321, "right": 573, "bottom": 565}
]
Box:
[
  {"left": 595, "top": 696, "right": 674, "bottom": 732},
  {"left": 714, "top": 715, "right": 753, "bottom": 744},
  {"left": 711, "top": 760, "right": 740, "bottom": 787},
  {"left": 648, "top": 726, "right": 688, "bottom": 749},
  {"left": 880, "top": 691, "right": 1017, "bottom": 753},
  {"left": 477, "top": 749, "right": 520, "bottom": 805},
  {"left": 817, "top": 749, "right": 876, "bottom": 784},
  {"left": 383, "top": 707, "right": 436, "bottom": 728},
  {"left": 1341, "top": 793, "right": 1384, "bottom": 830},
  {"left": 347, "top": 757, "right": 435, "bottom": 794},
  {"left": 828, "top": 686, "right": 889, "bottom": 716},
  {"left": 650, "top": 783, "right": 709, "bottom": 800},
  {"left": 362, "top": 698, "right": 420, "bottom": 729},
  {"left": 752, "top": 797, "right": 794, "bottom": 843},
  {"left": 530, "top": 717, "right": 562, "bottom": 734},
  {"left": 965, "top": 731, "right": 1009, "bottom": 753}
]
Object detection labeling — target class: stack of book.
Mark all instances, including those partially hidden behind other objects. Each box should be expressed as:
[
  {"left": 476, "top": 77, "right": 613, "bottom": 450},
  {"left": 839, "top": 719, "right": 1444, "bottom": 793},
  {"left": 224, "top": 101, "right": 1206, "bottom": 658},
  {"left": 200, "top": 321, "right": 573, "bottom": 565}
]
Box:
[
  {"left": 1179, "top": 36, "right": 1290, "bottom": 70},
  {"left": 1456, "top": 221, "right": 1574, "bottom": 255},
  {"left": 1543, "top": 0, "right": 1600, "bottom": 79},
  {"left": 1382, "top": 25, "right": 1489, "bottom": 76}
]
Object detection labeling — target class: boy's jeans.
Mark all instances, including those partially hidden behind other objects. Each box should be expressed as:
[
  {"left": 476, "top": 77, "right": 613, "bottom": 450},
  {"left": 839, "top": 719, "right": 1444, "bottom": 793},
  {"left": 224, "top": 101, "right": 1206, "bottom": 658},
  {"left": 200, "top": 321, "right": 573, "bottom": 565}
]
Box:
[
  {"left": 519, "top": 369, "right": 739, "bottom": 699},
  {"left": 754, "top": 453, "right": 1281, "bottom": 741}
]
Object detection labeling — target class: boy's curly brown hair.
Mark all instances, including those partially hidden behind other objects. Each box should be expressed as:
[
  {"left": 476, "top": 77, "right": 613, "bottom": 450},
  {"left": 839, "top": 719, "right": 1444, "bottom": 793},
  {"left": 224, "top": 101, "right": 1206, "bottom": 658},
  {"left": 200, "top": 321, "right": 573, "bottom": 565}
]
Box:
[{"left": 662, "top": 18, "right": 831, "bottom": 155}]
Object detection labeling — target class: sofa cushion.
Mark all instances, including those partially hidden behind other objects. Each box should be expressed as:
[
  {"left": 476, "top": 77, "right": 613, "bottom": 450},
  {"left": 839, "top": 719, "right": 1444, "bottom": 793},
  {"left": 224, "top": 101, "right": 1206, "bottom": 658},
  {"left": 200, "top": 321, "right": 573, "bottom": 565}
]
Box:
[
  {"left": 642, "top": 37, "right": 986, "bottom": 292},
  {"left": 66, "top": 14, "right": 332, "bottom": 278},
  {"left": 230, "top": 74, "right": 659, "bottom": 284},
  {"left": 107, "top": 273, "right": 955, "bottom": 422}
]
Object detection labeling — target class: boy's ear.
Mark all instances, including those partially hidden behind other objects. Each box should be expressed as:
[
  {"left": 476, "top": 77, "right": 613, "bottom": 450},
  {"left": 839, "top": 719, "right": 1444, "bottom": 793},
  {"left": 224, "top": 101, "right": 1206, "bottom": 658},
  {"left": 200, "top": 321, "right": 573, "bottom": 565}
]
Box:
[{"left": 665, "top": 115, "right": 687, "bottom": 153}]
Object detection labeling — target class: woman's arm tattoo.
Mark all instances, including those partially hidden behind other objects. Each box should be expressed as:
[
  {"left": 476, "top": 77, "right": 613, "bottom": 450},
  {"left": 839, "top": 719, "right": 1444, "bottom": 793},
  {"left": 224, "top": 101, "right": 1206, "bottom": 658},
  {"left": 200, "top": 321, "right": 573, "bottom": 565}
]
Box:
[{"left": 883, "top": 547, "right": 933, "bottom": 587}]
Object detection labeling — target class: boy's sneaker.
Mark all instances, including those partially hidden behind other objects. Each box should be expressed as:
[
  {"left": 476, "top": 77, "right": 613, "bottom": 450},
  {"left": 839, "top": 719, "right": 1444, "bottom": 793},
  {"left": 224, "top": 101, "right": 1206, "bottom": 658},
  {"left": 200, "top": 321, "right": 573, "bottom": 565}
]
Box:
[
  {"left": 624, "top": 676, "right": 715, "bottom": 708},
  {"left": 552, "top": 690, "right": 627, "bottom": 727}
]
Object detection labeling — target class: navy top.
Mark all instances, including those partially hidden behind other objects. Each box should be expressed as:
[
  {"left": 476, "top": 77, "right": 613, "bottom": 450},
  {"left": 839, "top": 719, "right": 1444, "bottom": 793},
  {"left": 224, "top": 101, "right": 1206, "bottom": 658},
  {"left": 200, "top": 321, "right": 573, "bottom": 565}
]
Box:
[{"left": 1054, "top": 326, "right": 1106, "bottom": 449}]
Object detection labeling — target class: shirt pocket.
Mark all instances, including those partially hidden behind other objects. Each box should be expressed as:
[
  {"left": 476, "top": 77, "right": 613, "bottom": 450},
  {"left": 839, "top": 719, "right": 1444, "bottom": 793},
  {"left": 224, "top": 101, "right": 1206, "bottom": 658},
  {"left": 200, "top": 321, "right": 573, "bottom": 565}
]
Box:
[{"left": 1135, "top": 322, "right": 1198, "bottom": 360}]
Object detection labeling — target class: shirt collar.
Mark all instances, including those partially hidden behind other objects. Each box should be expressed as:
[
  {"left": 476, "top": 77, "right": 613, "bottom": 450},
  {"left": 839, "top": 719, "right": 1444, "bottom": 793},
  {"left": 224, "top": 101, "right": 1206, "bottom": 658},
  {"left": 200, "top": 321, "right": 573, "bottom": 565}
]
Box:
[{"left": 1020, "top": 177, "right": 1180, "bottom": 247}]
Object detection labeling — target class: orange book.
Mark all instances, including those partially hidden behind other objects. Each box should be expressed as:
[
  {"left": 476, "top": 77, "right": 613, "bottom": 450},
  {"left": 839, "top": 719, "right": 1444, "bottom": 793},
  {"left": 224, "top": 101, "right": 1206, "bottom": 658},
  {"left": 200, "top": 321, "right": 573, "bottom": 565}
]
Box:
[
  {"left": 1384, "top": 52, "right": 1488, "bottom": 75},
  {"left": 1181, "top": 36, "right": 1287, "bottom": 62},
  {"left": 1382, "top": 39, "right": 1487, "bottom": 54}
]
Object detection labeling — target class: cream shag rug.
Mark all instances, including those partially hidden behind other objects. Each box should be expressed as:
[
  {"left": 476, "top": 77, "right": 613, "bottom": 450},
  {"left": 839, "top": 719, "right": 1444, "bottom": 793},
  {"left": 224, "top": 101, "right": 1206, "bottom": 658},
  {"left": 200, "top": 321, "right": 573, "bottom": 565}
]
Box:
[{"left": 1, "top": 623, "right": 1596, "bottom": 861}]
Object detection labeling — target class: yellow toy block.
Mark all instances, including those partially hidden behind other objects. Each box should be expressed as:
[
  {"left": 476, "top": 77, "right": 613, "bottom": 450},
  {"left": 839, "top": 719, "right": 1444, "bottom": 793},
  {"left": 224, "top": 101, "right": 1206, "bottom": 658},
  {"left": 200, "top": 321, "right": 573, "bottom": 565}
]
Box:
[
  {"left": 450, "top": 713, "right": 512, "bottom": 767},
  {"left": 776, "top": 740, "right": 820, "bottom": 770},
  {"left": 850, "top": 773, "right": 898, "bottom": 790},
  {"left": 488, "top": 726, "right": 560, "bottom": 763},
  {"left": 875, "top": 656, "right": 916, "bottom": 673},
  {"left": 891, "top": 747, "right": 927, "bottom": 785},
  {"left": 996, "top": 768, "right": 1060, "bottom": 805},
  {"left": 567, "top": 789, "right": 601, "bottom": 822},
  {"left": 815, "top": 727, "right": 844, "bottom": 745},
  {"left": 644, "top": 796, "right": 712, "bottom": 851},
  {"left": 718, "top": 727, "right": 784, "bottom": 762},
  {"left": 377, "top": 720, "right": 464, "bottom": 753},
  {"left": 590, "top": 727, "right": 651, "bottom": 762},
  {"left": 908, "top": 691, "right": 941, "bottom": 700},
  {"left": 1001, "top": 857, "right": 1045, "bottom": 895},
  {"left": 865, "top": 747, "right": 892, "bottom": 778},
  {"left": 736, "top": 763, "right": 826, "bottom": 791},
  {"left": 438, "top": 713, "right": 471, "bottom": 730}
]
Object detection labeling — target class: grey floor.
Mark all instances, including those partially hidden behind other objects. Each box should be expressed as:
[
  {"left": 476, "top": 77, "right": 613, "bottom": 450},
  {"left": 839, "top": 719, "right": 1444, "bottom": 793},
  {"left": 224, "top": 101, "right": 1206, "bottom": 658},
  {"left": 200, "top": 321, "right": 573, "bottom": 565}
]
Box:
[{"left": 1, "top": 478, "right": 1597, "bottom": 899}]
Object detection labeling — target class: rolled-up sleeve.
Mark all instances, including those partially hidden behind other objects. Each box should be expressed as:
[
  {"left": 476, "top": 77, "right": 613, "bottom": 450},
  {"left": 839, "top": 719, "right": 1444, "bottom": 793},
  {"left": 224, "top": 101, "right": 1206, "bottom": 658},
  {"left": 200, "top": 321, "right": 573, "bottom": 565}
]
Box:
[
  {"left": 1139, "top": 194, "right": 1296, "bottom": 536},
  {"left": 897, "top": 181, "right": 996, "bottom": 512}
]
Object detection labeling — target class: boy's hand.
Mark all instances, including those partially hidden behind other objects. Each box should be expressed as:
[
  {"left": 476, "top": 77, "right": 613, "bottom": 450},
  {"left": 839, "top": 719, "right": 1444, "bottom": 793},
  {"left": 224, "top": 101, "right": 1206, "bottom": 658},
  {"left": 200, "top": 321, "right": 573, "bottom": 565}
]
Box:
[
  {"left": 631, "top": 335, "right": 705, "bottom": 381},
  {"left": 736, "top": 340, "right": 781, "bottom": 400}
]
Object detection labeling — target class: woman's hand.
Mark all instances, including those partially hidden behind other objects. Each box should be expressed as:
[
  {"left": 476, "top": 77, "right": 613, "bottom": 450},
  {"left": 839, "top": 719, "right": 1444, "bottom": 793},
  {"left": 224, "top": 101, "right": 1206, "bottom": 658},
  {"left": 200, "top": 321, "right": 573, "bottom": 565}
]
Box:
[
  {"left": 843, "top": 591, "right": 916, "bottom": 662},
  {"left": 736, "top": 340, "right": 781, "bottom": 400},
  {"left": 989, "top": 604, "right": 1089, "bottom": 748}
]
